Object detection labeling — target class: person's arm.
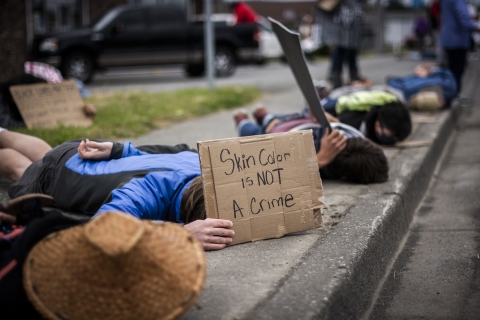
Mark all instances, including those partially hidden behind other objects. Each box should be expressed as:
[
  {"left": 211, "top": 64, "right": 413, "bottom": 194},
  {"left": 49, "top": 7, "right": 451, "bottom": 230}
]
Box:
[
  {"left": 94, "top": 179, "right": 235, "bottom": 250},
  {"left": 316, "top": 129, "right": 347, "bottom": 168},
  {"left": 454, "top": 1, "right": 479, "bottom": 31}
]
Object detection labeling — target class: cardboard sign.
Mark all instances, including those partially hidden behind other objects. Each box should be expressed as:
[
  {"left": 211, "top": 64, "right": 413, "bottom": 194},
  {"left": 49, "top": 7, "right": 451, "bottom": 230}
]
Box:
[
  {"left": 198, "top": 130, "right": 323, "bottom": 245},
  {"left": 268, "top": 17, "right": 332, "bottom": 131},
  {"left": 9, "top": 80, "right": 92, "bottom": 129}
]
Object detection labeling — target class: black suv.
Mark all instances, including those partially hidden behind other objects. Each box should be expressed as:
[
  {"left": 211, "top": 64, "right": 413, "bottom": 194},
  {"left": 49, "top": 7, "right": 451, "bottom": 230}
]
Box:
[{"left": 31, "top": 4, "right": 261, "bottom": 82}]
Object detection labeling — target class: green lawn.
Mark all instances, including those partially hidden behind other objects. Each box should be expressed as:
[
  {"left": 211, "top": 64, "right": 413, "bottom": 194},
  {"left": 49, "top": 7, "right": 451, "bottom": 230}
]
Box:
[{"left": 15, "top": 86, "right": 261, "bottom": 147}]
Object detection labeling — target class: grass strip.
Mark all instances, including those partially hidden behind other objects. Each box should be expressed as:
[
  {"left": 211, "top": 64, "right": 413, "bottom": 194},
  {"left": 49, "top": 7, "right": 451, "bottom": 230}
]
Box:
[{"left": 15, "top": 86, "right": 261, "bottom": 147}]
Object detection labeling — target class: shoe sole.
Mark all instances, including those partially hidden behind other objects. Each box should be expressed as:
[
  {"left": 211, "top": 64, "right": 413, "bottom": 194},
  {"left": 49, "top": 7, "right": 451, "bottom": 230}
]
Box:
[{"left": 0, "top": 194, "right": 53, "bottom": 216}]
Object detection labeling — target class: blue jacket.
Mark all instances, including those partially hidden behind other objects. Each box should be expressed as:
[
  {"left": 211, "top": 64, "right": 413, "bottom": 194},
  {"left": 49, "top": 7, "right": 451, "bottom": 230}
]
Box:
[
  {"left": 440, "top": 0, "right": 478, "bottom": 49},
  {"left": 9, "top": 140, "right": 199, "bottom": 223},
  {"left": 386, "top": 68, "right": 457, "bottom": 104}
]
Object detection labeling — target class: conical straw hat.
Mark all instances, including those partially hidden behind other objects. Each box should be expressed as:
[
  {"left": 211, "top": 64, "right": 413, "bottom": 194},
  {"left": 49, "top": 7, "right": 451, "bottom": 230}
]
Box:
[{"left": 23, "top": 212, "right": 206, "bottom": 320}]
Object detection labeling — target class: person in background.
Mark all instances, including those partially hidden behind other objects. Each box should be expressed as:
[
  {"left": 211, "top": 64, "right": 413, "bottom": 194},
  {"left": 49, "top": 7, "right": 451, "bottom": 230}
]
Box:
[
  {"left": 316, "top": 0, "right": 366, "bottom": 88},
  {"left": 429, "top": 0, "right": 443, "bottom": 64},
  {"left": 233, "top": 107, "right": 389, "bottom": 184},
  {"left": 440, "top": 0, "right": 480, "bottom": 97},
  {"left": 414, "top": 11, "right": 429, "bottom": 55},
  {"left": 229, "top": 1, "right": 257, "bottom": 24}
]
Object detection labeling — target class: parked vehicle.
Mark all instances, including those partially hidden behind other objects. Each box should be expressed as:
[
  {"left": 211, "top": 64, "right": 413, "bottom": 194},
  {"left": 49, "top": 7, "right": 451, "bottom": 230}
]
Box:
[
  {"left": 256, "top": 16, "right": 284, "bottom": 61},
  {"left": 203, "top": 14, "right": 284, "bottom": 62},
  {"left": 31, "top": 4, "right": 261, "bottom": 82}
]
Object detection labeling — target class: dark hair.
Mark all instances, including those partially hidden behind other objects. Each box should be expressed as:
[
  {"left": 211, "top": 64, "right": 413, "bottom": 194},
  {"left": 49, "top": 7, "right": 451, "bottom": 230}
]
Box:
[
  {"left": 376, "top": 101, "right": 412, "bottom": 142},
  {"left": 329, "top": 138, "right": 389, "bottom": 184},
  {"left": 180, "top": 176, "right": 206, "bottom": 223}
]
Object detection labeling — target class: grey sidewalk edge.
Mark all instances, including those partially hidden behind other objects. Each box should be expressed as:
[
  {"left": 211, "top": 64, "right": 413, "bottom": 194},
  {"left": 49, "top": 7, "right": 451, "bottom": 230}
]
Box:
[{"left": 243, "top": 105, "right": 462, "bottom": 319}]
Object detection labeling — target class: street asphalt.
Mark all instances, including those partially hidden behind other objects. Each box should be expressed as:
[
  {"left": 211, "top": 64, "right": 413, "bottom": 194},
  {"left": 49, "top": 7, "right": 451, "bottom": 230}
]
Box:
[{"left": 0, "top": 55, "right": 475, "bottom": 319}]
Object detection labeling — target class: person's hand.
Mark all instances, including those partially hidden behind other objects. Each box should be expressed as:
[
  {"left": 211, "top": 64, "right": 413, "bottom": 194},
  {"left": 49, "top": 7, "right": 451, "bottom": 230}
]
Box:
[
  {"left": 78, "top": 139, "right": 113, "bottom": 160},
  {"left": 413, "top": 63, "right": 432, "bottom": 77},
  {"left": 325, "top": 112, "right": 340, "bottom": 123},
  {"left": 316, "top": 129, "right": 347, "bottom": 168},
  {"left": 184, "top": 218, "right": 235, "bottom": 250},
  {"left": 83, "top": 103, "right": 96, "bottom": 118}
]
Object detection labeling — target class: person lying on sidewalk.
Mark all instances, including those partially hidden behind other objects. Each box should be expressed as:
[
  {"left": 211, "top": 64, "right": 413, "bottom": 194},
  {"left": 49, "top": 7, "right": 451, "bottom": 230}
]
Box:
[
  {"left": 318, "top": 88, "right": 412, "bottom": 146},
  {"left": 0, "top": 129, "right": 234, "bottom": 250},
  {"left": 0, "top": 197, "right": 206, "bottom": 320},
  {"left": 386, "top": 63, "right": 458, "bottom": 109},
  {"left": 234, "top": 107, "right": 389, "bottom": 184}
]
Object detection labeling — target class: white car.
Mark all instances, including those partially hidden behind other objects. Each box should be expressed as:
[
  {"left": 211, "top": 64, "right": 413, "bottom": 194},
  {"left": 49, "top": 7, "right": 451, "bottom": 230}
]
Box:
[
  {"left": 256, "top": 16, "right": 284, "bottom": 60},
  {"left": 199, "top": 14, "right": 284, "bottom": 61}
]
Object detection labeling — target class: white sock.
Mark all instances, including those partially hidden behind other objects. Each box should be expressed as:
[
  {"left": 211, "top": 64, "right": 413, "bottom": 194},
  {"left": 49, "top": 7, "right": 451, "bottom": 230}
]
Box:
[{"left": 0, "top": 127, "right": 6, "bottom": 134}]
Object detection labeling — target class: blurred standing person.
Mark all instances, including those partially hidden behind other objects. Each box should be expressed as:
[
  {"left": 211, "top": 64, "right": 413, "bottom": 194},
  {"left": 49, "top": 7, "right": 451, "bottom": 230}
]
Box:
[
  {"left": 429, "top": 0, "right": 442, "bottom": 64},
  {"left": 467, "top": 1, "right": 479, "bottom": 59},
  {"left": 414, "top": 11, "right": 429, "bottom": 55},
  {"left": 229, "top": 1, "right": 257, "bottom": 24},
  {"left": 316, "top": 0, "right": 366, "bottom": 88},
  {"left": 440, "top": 0, "right": 480, "bottom": 96}
]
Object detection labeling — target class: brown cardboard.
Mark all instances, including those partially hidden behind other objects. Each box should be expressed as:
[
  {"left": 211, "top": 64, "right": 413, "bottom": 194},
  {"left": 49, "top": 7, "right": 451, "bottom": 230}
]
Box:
[
  {"left": 198, "top": 130, "right": 323, "bottom": 245},
  {"left": 9, "top": 80, "right": 92, "bottom": 129}
]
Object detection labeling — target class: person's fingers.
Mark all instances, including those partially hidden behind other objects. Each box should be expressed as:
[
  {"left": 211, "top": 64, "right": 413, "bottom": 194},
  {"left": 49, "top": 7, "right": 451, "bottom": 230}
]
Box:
[
  {"left": 210, "top": 227, "right": 235, "bottom": 238},
  {"left": 206, "top": 218, "right": 233, "bottom": 229},
  {"left": 203, "top": 243, "right": 227, "bottom": 251},
  {"left": 78, "top": 140, "right": 87, "bottom": 157},
  {"left": 334, "top": 135, "right": 347, "bottom": 150},
  {"left": 328, "top": 131, "right": 344, "bottom": 144},
  {"left": 205, "top": 235, "right": 233, "bottom": 245}
]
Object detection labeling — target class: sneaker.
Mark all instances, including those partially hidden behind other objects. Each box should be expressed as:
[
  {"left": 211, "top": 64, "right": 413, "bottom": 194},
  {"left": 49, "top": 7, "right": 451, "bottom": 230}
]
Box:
[
  {"left": 0, "top": 194, "right": 53, "bottom": 226},
  {"left": 252, "top": 105, "right": 268, "bottom": 125},
  {"left": 233, "top": 109, "right": 249, "bottom": 126}
]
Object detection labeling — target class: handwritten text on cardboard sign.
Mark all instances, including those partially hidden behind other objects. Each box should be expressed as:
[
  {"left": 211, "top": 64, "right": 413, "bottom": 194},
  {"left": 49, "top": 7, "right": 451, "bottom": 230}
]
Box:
[{"left": 198, "top": 131, "right": 323, "bottom": 245}]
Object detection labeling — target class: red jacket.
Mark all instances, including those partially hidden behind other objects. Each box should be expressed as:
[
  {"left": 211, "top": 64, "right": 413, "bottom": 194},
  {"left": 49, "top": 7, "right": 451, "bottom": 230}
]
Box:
[{"left": 234, "top": 2, "right": 257, "bottom": 23}]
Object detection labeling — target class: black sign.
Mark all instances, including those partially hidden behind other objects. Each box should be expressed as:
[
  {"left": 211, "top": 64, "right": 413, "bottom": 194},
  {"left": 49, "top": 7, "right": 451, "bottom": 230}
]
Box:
[{"left": 268, "top": 17, "right": 331, "bottom": 131}]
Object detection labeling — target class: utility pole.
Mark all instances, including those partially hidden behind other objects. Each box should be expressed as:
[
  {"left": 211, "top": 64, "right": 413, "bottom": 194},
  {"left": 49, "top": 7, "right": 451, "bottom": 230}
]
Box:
[
  {"left": 374, "top": 0, "right": 385, "bottom": 54},
  {"left": 204, "top": 0, "right": 215, "bottom": 89}
]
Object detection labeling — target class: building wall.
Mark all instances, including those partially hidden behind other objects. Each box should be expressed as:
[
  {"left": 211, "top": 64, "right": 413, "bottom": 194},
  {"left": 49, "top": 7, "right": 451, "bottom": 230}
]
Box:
[
  {"left": 0, "top": 0, "right": 27, "bottom": 82},
  {"left": 90, "top": 0, "right": 128, "bottom": 23}
]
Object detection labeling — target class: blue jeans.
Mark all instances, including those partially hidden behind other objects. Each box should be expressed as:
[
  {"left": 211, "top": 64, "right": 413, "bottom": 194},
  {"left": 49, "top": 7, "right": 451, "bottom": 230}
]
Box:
[{"left": 237, "top": 111, "right": 309, "bottom": 137}]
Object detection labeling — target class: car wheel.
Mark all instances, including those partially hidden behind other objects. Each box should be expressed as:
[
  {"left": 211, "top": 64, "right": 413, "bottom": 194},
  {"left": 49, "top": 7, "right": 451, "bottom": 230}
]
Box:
[
  {"left": 215, "top": 46, "right": 235, "bottom": 77},
  {"left": 61, "top": 51, "right": 95, "bottom": 83}
]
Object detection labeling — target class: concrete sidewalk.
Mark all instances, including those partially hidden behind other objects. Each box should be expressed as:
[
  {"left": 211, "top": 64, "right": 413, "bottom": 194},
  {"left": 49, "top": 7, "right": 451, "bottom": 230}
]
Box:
[
  {"left": 171, "top": 59, "right": 474, "bottom": 319},
  {"left": 0, "top": 56, "right": 474, "bottom": 319}
]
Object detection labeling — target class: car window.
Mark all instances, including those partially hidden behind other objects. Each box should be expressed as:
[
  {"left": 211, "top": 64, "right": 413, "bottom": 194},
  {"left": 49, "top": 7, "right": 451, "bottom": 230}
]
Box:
[
  {"left": 92, "top": 9, "right": 120, "bottom": 32},
  {"left": 148, "top": 7, "right": 184, "bottom": 31},
  {"left": 115, "top": 9, "right": 147, "bottom": 32}
]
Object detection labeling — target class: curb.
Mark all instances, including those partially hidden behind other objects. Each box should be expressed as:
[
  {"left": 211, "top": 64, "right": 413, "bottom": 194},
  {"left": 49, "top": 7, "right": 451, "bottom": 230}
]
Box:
[{"left": 244, "top": 104, "right": 462, "bottom": 319}]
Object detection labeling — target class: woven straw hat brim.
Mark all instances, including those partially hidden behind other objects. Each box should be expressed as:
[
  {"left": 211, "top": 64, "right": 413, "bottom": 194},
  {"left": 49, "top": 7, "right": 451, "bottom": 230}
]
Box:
[{"left": 23, "top": 213, "right": 206, "bottom": 320}]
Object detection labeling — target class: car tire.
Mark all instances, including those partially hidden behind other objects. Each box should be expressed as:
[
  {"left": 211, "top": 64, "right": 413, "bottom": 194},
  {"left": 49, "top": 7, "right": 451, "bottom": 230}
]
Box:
[
  {"left": 215, "top": 45, "right": 235, "bottom": 77},
  {"left": 61, "top": 51, "right": 95, "bottom": 83},
  {"left": 185, "top": 64, "right": 205, "bottom": 78}
]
